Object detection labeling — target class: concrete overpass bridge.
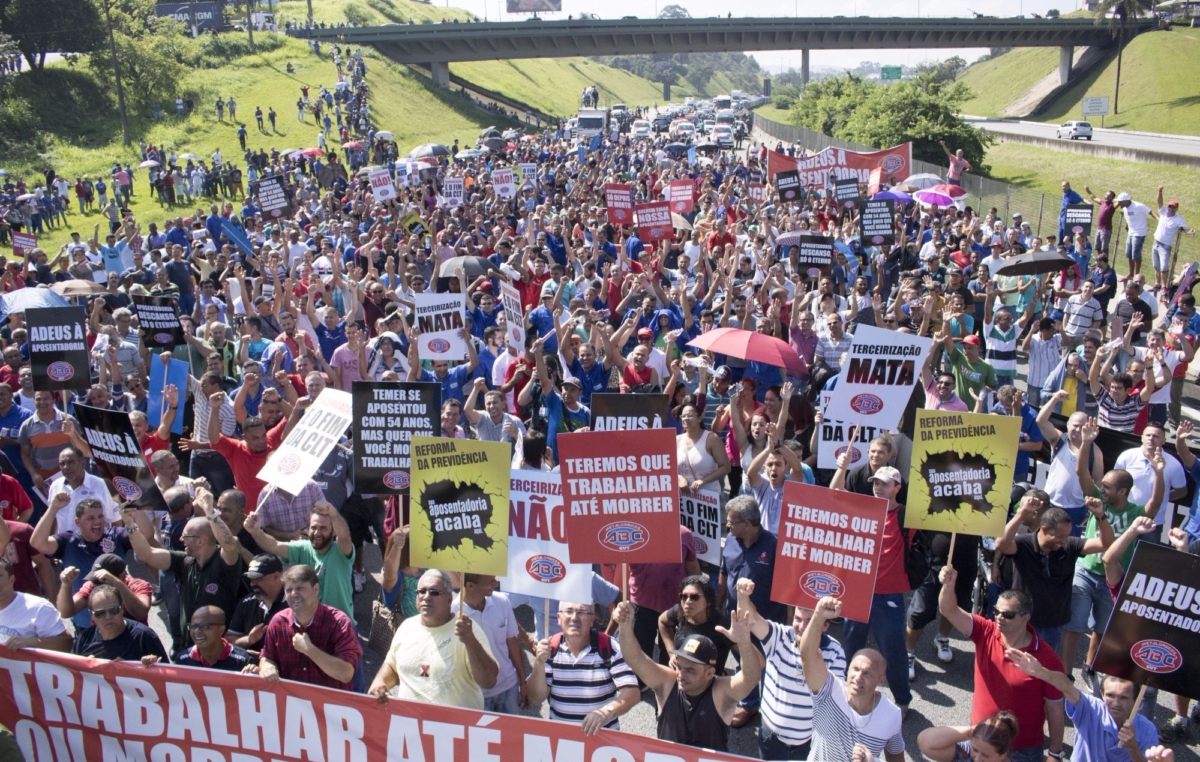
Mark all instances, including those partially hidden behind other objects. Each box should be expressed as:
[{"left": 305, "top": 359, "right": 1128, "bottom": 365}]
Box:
[{"left": 288, "top": 16, "right": 1158, "bottom": 88}]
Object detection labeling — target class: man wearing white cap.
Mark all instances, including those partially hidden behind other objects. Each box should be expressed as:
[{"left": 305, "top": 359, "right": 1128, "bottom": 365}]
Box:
[
  {"left": 1115, "top": 192, "right": 1153, "bottom": 280},
  {"left": 1152, "top": 185, "right": 1196, "bottom": 293}
]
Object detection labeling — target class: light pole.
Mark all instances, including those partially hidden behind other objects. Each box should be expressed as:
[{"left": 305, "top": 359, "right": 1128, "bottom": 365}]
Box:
[{"left": 101, "top": 0, "right": 130, "bottom": 147}]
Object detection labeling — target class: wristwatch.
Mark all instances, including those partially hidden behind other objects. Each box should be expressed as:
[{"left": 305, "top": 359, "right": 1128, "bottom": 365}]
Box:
[
  {"left": 1047, "top": 751, "right": 1064, "bottom": 759},
  {"left": 1100, "top": 511, "right": 1114, "bottom": 524}
]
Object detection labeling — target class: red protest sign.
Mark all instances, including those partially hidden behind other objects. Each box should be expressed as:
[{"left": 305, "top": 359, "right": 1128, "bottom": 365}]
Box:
[
  {"left": 635, "top": 201, "right": 674, "bottom": 243},
  {"left": 749, "top": 183, "right": 764, "bottom": 203},
  {"left": 11, "top": 232, "right": 36, "bottom": 258},
  {"left": 868, "top": 167, "right": 883, "bottom": 196},
  {"left": 558, "top": 428, "right": 682, "bottom": 564},
  {"left": 0, "top": 647, "right": 752, "bottom": 762},
  {"left": 770, "top": 482, "right": 888, "bottom": 623},
  {"left": 668, "top": 179, "right": 694, "bottom": 213},
  {"left": 605, "top": 183, "right": 633, "bottom": 225}
]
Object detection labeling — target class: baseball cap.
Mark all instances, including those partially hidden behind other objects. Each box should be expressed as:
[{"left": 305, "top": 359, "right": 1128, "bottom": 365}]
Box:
[
  {"left": 713, "top": 365, "right": 731, "bottom": 380},
  {"left": 962, "top": 334, "right": 982, "bottom": 346},
  {"left": 1012, "top": 212, "right": 1023, "bottom": 218},
  {"left": 1116, "top": 192, "right": 1131, "bottom": 203},
  {"left": 637, "top": 327, "right": 654, "bottom": 339},
  {"left": 561, "top": 373, "right": 582, "bottom": 389},
  {"left": 868, "top": 466, "right": 904, "bottom": 485},
  {"left": 476, "top": 282, "right": 494, "bottom": 294},
  {"left": 669, "top": 634, "right": 718, "bottom": 667},
  {"left": 86, "top": 553, "right": 127, "bottom": 582},
  {"left": 245, "top": 554, "right": 284, "bottom": 579},
  {"left": 1169, "top": 200, "right": 1180, "bottom": 208}
]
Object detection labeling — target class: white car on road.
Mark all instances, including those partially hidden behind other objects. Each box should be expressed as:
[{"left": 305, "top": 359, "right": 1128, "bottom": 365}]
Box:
[
  {"left": 631, "top": 119, "right": 652, "bottom": 138},
  {"left": 1056, "top": 120, "right": 1093, "bottom": 140},
  {"left": 712, "top": 125, "right": 735, "bottom": 148}
]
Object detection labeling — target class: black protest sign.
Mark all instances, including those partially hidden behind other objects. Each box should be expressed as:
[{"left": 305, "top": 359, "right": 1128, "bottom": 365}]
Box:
[
  {"left": 590, "top": 393, "right": 670, "bottom": 431},
  {"left": 835, "top": 178, "right": 862, "bottom": 210},
  {"left": 777, "top": 170, "right": 802, "bottom": 202},
  {"left": 253, "top": 175, "right": 291, "bottom": 218},
  {"left": 796, "top": 234, "right": 835, "bottom": 278},
  {"left": 131, "top": 294, "right": 185, "bottom": 348},
  {"left": 861, "top": 199, "right": 897, "bottom": 247},
  {"left": 352, "top": 381, "right": 440, "bottom": 494},
  {"left": 1092, "top": 542, "right": 1200, "bottom": 701},
  {"left": 74, "top": 404, "right": 166, "bottom": 513},
  {"left": 27, "top": 307, "right": 90, "bottom": 392},
  {"left": 1065, "top": 203, "right": 1094, "bottom": 239}
]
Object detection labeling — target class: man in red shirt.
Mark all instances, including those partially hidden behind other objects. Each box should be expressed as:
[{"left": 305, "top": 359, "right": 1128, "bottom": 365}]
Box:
[
  {"left": 706, "top": 218, "right": 736, "bottom": 254},
  {"left": 209, "top": 394, "right": 286, "bottom": 511},
  {"left": 0, "top": 472, "right": 31, "bottom": 523},
  {"left": 258, "top": 564, "right": 361, "bottom": 691},
  {"left": 938, "top": 565, "right": 1066, "bottom": 760}
]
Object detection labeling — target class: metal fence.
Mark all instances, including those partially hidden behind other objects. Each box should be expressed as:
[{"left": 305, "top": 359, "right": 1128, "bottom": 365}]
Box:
[{"left": 751, "top": 111, "right": 1198, "bottom": 270}]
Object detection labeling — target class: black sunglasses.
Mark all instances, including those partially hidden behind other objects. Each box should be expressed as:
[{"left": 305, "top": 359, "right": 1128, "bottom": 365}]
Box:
[{"left": 993, "top": 607, "right": 1021, "bottom": 620}]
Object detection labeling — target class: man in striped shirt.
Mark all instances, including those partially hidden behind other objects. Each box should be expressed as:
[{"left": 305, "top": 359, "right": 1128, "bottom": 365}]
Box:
[
  {"left": 526, "top": 600, "right": 640, "bottom": 734},
  {"left": 736, "top": 578, "right": 847, "bottom": 760},
  {"left": 1021, "top": 317, "right": 1063, "bottom": 409},
  {"left": 1087, "top": 344, "right": 1153, "bottom": 433},
  {"left": 983, "top": 283, "right": 1034, "bottom": 388}
]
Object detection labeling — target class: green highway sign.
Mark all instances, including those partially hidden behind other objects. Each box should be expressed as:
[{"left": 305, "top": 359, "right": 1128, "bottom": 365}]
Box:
[{"left": 881, "top": 66, "right": 902, "bottom": 81}]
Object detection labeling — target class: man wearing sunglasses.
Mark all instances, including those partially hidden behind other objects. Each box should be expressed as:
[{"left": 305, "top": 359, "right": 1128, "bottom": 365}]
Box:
[{"left": 71, "top": 584, "right": 170, "bottom": 663}]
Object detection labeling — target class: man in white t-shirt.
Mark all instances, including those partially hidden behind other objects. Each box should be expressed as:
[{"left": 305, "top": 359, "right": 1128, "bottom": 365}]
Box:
[
  {"left": 1116, "top": 192, "right": 1153, "bottom": 280},
  {"left": 0, "top": 558, "right": 72, "bottom": 651},
  {"left": 1151, "top": 186, "right": 1196, "bottom": 292},
  {"left": 1115, "top": 424, "right": 1189, "bottom": 505},
  {"left": 452, "top": 574, "right": 525, "bottom": 714},
  {"left": 1125, "top": 327, "right": 1196, "bottom": 428}
]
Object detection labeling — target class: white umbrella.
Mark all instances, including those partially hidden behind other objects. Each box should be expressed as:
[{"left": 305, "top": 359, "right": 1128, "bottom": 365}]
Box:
[
  {"left": 0, "top": 170, "right": 9, "bottom": 177},
  {"left": 900, "top": 173, "right": 943, "bottom": 190},
  {"left": 139, "top": 159, "right": 159, "bottom": 168},
  {"left": 177, "top": 153, "right": 200, "bottom": 161},
  {"left": 15, "top": 193, "right": 36, "bottom": 202},
  {"left": 376, "top": 131, "right": 394, "bottom": 141}
]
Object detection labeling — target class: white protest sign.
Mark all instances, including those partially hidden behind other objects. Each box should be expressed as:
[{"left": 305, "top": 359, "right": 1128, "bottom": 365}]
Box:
[
  {"left": 498, "top": 471, "right": 593, "bottom": 602},
  {"left": 494, "top": 167, "right": 516, "bottom": 198},
  {"left": 816, "top": 393, "right": 882, "bottom": 470},
  {"left": 257, "top": 389, "right": 353, "bottom": 496},
  {"left": 519, "top": 163, "right": 537, "bottom": 189},
  {"left": 680, "top": 489, "right": 722, "bottom": 566},
  {"left": 824, "top": 325, "right": 932, "bottom": 431},
  {"left": 500, "top": 281, "right": 526, "bottom": 353},
  {"left": 369, "top": 167, "right": 396, "bottom": 202},
  {"left": 443, "top": 177, "right": 464, "bottom": 207},
  {"left": 413, "top": 292, "right": 468, "bottom": 361}
]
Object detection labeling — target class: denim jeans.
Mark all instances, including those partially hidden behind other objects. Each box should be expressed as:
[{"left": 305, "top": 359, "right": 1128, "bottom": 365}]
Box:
[
  {"left": 1012, "top": 745, "right": 1044, "bottom": 762},
  {"left": 188, "top": 449, "right": 234, "bottom": 497},
  {"left": 759, "top": 725, "right": 811, "bottom": 760},
  {"left": 1068, "top": 566, "right": 1115, "bottom": 634},
  {"left": 484, "top": 685, "right": 520, "bottom": 715},
  {"left": 160, "top": 570, "right": 183, "bottom": 651},
  {"left": 840, "top": 592, "right": 912, "bottom": 706},
  {"left": 1037, "top": 624, "right": 1064, "bottom": 653}
]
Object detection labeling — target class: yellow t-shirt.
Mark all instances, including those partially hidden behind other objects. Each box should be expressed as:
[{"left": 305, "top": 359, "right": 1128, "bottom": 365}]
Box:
[{"left": 386, "top": 616, "right": 496, "bottom": 710}]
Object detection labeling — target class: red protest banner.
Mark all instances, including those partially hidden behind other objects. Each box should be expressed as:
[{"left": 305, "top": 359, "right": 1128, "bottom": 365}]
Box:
[
  {"left": 0, "top": 646, "right": 751, "bottom": 762},
  {"left": 605, "top": 183, "right": 633, "bottom": 225},
  {"left": 635, "top": 201, "right": 674, "bottom": 243},
  {"left": 868, "top": 167, "right": 883, "bottom": 196},
  {"left": 558, "top": 428, "right": 682, "bottom": 564},
  {"left": 766, "top": 143, "right": 912, "bottom": 190},
  {"left": 770, "top": 482, "right": 888, "bottom": 623},
  {"left": 749, "top": 183, "right": 764, "bottom": 203},
  {"left": 11, "top": 232, "right": 36, "bottom": 258},
  {"left": 668, "top": 179, "right": 694, "bottom": 213}
]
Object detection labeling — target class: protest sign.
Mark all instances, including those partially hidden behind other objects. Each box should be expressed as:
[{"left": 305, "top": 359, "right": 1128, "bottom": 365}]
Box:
[
  {"left": 668, "top": 179, "right": 694, "bottom": 213},
  {"left": 771, "top": 482, "right": 888, "bottom": 622},
  {"left": 816, "top": 391, "right": 881, "bottom": 470},
  {"left": 796, "top": 234, "right": 834, "bottom": 278},
  {"left": 605, "top": 183, "right": 633, "bottom": 225},
  {"left": 400, "top": 210, "right": 429, "bottom": 237},
  {"left": 519, "top": 162, "right": 537, "bottom": 188},
  {"left": 412, "top": 292, "right": 468, "bottom": 361},
  {"left": 443, "top": 177, "right": 464, "bottom": 207},
  {"left": 868, "top": 167, "right": 883, "bottom": 196},
  {"left": 258, "top": 389, "right": 353, "bottom": 496},
  {"left": 1092, "top": 542, "right": 1200, "bottom": 701},
  {"left": 636, "top": 201, "right": 673, "bottom": 243},
  {"left": 861, "top": 199, "right": 897, "bottom": 247},
  {"left": 835, "top": 178, "right": 862, "bottom": 210},
  {"left": 590, "top": 393, "right": 669, "bottom": 431},
  {"left": 499, "top": 470, "right": 593, "bottom": 602},
  {"left": 749, "top": 183, "right": 765, "bottom": 203},
  {"left": 824, "top": 325, "right": 932, "bottom": 431},
  {"left": 905, "top": 410, "right": 1022, "bottom": 535},
  {"left": 767, "top": 143, "right": 912, "bottom": 189},
  {"left": 368, "top": 167, "right": 396, "bottom": 202},
  {"left": 147, "top": 356, "right": 188, "bottom": 436},
  {"left": 74, "top": 403, "right": 166, "bottom": 512},
  {"left": 10, "top": 231, "right": 35, "bottom": 258},
  {"left": 353, "top": 381, "right": 440, "bottom": 494},
  {"left": 131, "top": 293, "right": 185, "bottom": 348},
  {"left": 499, "top": 281, "right": 526, "bottom": 353},
  {"left": 1065, "top": 203, "right": 1094, "bottom": 239},
  {"left": 26, "top": 307, "right": 89, "bottom": 392},
  {"left": 220, "top": 218, "right": 255, "bottom": 258},
  {"left": 394, "top": 160, "right": 412, "bottom": 188},
  {"left": 0, "top": 647, "right": 754, "bottom": 762},
  {"left": 680, "top": 488, "right": 722, "bottom": 566},
  {"left": 777, "top": 170, "right": 802, "bottom": 201},
  {"left": 253, "top": 175, "right": 290, "bottom": 218},
  {"left": 494, "top": 167, "right": 516, "bottom": 198},
  {"left": 1170, "top": 262, "right": 1200, "bottom": 315},
  {"left": 558, "top": 428, "right": 681, "bottom": 565},
  {"left": 409, "top": 435, "right": 511, "bottom": 575}
]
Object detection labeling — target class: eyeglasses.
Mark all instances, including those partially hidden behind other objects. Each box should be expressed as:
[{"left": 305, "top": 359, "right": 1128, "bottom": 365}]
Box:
[
  {"left": 679, "top": 593, "right": 702, "bottom": 602},
  {"left": 726, "top": 518, "right": 746, "bottom": 527},
  {"left": 560, "top": 608, "right": 594, "bottom": 619},
  {"left": 993, "top": 607, "right": 1022, "bottom": 620},
  {"left": 91, "top": 605, "right": 123, "bottom": 620},
  {"left": 187, "top": 622, "right": 220, "bottom": 632},
  {"left": 416, "top": 588, "right": 444, "bottom": 598}
]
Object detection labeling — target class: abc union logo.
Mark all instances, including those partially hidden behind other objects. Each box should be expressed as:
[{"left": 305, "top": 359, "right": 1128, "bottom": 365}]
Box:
[
  {"left": 112, "top": 477, "right": 142, "bottom": 501},
  {"left": 276, "top": 454, "right": 302, "bottom": 475},
  {"left": 1130, "top": 639, "right": 1182, "bottom": 673},
  {"left": 881, "top": 155, "right": 905, "bottom": 173},
  {"left": 153, "top": 333, "right": 174, "bottom": 344},
  {"left": 526, "top": 554, "right": 566, "bottom": 583},
  {"left": 428, "top": 338, "right": 451, "bottom": 354},
  {"left": 849, "top": 393, "right": 883, "bottom": 414},
  {"left": 800, "top": 570, "right": 845, "bottom": 598},
  {"left": 598, "top": 521, "right": 650, "bottom": 553},
  {"left": 47, "top": 361, "right": 74, "bottom": 382},
  {"left": 383, "top": 471, "right": 410, "bottom": 490},
  {"left": 693, "top": 536, "right": 708, "bottom": 554}
]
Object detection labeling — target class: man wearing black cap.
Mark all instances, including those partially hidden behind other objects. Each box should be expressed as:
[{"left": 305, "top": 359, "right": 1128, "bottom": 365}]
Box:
[
  {"left": 227, "top": 553, "right": 287, "bottom": 650},
  {"left": 56, "top": 552, "right": 152, "bottom": 625},
  {"left": 611, "top": 600, "right": 761, "bottom": 753}
]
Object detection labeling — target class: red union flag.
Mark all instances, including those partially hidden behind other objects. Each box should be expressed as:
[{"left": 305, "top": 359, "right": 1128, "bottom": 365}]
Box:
[
  {"left": 770, "top": 482, "right": 888, "bottom": 623},
  {"left": 558, "top": 429, "right": 682, "bottom": 564},
  {"left": 635, "top": 201, "right": 674, "bottom": 243},
  {"left": 0, "top": 647, "right": 753, "bottom": 762},
  {"left": 605, "top": 183, "right": 633, "bottom": 225},
  {"left": 767, "top": 143, "right": 912, "bottom": 190},
  {"left": 667, "top": 179, "right": 694, "bottom": 213}
]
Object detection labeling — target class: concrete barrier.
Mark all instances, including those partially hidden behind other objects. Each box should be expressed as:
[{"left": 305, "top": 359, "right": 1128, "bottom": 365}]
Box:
[{"left": 990, "top": 131, "right": 1200, "bottom": 170}]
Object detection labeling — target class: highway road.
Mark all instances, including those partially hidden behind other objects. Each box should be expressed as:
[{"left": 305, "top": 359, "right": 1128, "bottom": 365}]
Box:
[{"left": 968, "top": 117, "right": 1200, "bottom": 158}]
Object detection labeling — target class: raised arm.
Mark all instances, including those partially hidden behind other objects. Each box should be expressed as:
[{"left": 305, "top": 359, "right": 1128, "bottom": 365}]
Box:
[
  {"left": 120, "top": 506, "right": 174, "bottom": 570},
  {"left": 612, "top": 601, "right": 675, "bottom": 698},
  {"left": 801, "top": 596, "right": 840, "bottom": 693},
  {"left": 936, "top": 565, "right": 973, "bottom": 636},
  {"left": 1103, "top": 516, "right": 1156, "bottom": 589},
  {"left": 242, "top": 510, "right": 289, "bottom": 558}
]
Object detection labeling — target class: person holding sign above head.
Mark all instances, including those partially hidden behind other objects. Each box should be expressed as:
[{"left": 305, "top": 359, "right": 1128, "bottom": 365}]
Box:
[
  {"left": 406, "top": 325, "right": 479, "bottom": 406},
  {"left": 611, "top": 599, "right": 761, "bottom": 754}
]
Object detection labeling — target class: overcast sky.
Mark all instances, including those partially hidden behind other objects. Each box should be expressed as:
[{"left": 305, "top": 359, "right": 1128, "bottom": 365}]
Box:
[{"left": 453, "top": 0, "right": 1090, "bottom": 73}]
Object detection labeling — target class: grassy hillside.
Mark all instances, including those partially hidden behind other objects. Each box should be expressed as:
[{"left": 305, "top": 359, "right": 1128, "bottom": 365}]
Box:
[
  {"left": 273, "top": 0, "right": 476, "bottom": 27},
  {"left": 1037, "top": 27, "right": 1200, "bottom": 134},
  {"left": 957, "top": 46, "right": 1059, "bottom": 116}
]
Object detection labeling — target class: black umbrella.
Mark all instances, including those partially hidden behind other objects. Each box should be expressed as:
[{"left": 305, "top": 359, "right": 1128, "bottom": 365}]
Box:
[
  {"left": 663, "top": 143, "right": 687, "bottom": 158},
  {"left": 482, "top": 137, "right": 509, "bottom": 153},
  {"left": 991, "top": 249, "right": 1075, "bottom": 277},
  {"left": 436, "top": 256, "right": 496, "bottom": 292},
  {"left": 480, "top": 126, "right": 501, "bottom": 138},
  {"left": 502, "top": 129, "right": 523, "bottom": 141},
  {"left": 410, "top": 143, "right": 450, "bottom": 159},
  {"left": 694, "top": 141, "right": 720, "bottom": 154}
]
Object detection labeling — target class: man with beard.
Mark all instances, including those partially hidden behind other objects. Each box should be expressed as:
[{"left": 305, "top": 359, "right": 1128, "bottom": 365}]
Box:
[{"left": 227, "top": 554, "right": 287, "bottom": 650}]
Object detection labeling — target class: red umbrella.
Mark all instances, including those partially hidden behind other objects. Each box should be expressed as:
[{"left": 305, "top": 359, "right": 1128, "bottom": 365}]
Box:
[
  {"left": 928, "top": 183, "right": 968, "bottom": 198},
  {"left": 341, "top": 141, "right": 363, "bottom": 149},
  {"left": 686, "top": 327, "right": 805, "bottom": 376},
  {"left": 302, "top": 147, "right": 324, "bottom": 157}
]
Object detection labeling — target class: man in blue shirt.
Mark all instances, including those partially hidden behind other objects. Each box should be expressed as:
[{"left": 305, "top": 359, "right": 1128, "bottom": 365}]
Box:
[
  {"left": 526, "top": 293, "right": 559, "bottom": 355},
  {"left": 406, "top": 326, "right": 479, "bottom": 405},
  {"left": 0, "top": 383, "right": 33, "bottom": 497},
  {"left": 717, "top": 495, "right": 782, "bottom": 620},
  {"left": 1060, "top": 181, "right": 1085, "bottom": 243}
]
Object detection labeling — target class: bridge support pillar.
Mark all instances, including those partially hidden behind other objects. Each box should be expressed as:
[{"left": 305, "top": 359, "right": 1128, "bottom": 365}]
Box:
[
  {"left": 1058, "top": 45, "right": 1072, "bottom": 86},
  {"left": 800, "top": 49, "right": 810, "bottom": 90},
  {"left": 430, "top": 60, "right": 450, "bottom": 88}
]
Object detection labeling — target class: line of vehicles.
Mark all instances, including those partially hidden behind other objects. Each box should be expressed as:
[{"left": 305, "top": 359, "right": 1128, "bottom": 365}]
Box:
[{"left": 567, "top": 92, "right": 753, "bottom": 146}]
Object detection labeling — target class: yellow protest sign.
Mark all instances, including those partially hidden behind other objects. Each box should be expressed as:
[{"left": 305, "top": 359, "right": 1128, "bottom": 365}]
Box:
[
  {"left": 905, "top": 410, "right": 1022, "bottom": 536},
  {"left": 409, "top": 436, "right": 511, "bottom": 575}
]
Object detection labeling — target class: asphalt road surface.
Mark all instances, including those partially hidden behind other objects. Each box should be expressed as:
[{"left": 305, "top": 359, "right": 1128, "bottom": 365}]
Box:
[{"left": 967, "top": 117, "right": 1200, "bottom": 159}]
